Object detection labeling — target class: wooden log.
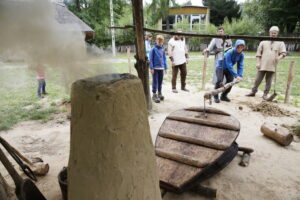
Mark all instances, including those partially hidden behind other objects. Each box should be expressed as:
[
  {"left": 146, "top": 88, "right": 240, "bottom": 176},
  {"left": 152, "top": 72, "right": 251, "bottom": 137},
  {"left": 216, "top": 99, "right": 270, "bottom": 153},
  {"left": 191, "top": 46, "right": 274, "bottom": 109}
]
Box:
[
  {"left": 284, "top": 61, "right": 295, "bottom": 103},
  {"left": 190, "top": 184, "right": 217, "bottom": 198},
  {"left": 239, "top": 152, "right": 250, "bottom": 167},
  {"left": 261, "top": 122, "right": 293, "bottom": 146},
  {"left": 201, "top": 51, "right": 208, "bottom": 89},
  {"left": 204, "top": 80, "right": 240, "bottom": 99}
]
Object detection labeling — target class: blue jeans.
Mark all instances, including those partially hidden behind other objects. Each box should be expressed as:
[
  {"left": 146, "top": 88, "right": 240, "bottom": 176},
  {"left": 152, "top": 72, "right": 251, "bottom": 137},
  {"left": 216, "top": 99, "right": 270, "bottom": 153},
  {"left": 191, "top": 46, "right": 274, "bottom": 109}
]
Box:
[
  {"left": 152, "top": 70, "right": 164, "bottom": 93},
  {"left": 37, "top": 79, "right": 46, "bottom": 95}
]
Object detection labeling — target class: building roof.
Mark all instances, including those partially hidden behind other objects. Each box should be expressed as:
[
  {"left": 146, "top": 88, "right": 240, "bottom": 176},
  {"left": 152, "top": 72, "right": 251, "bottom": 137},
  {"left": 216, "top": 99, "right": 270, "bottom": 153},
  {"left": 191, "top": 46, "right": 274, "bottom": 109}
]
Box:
[{"left": 54, "top": 2, "right": 94, "bottom": 39}]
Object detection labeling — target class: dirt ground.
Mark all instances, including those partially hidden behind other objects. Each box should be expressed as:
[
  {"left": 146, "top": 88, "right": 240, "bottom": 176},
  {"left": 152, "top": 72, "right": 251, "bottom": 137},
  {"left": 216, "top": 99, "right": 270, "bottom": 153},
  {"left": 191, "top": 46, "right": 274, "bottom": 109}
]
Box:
[{"left": 0, "top": 82, "right": 300, "bottom": 200}]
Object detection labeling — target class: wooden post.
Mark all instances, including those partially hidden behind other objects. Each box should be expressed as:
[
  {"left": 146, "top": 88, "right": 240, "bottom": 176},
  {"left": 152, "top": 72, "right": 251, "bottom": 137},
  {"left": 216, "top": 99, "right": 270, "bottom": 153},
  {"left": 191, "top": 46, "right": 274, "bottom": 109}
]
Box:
[
  {"left": 127, "top": 46, "right": 131, "bottom": 74},
  {"left": 131, "top": 0, "right": 152, "bottom": 110},
  {"left": 284, "top": 61, "right": 295, "bottom": 103},
  {"left": 201, "top": 51, "right": 208, "bottom": 89}
]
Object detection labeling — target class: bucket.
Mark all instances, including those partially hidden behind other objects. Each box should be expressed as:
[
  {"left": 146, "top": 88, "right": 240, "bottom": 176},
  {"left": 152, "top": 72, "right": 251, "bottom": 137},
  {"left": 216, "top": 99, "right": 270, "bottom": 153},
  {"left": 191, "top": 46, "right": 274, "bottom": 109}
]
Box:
[{"left": 58, "top": 167, "right": 68, "bottom": 200}]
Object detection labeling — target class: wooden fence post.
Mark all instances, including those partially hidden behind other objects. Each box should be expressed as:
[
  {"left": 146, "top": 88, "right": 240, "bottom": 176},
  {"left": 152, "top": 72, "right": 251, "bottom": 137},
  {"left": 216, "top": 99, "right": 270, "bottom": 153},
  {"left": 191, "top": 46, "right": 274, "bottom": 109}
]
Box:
[
  {"left": 127, "top": 46, "right": 131, "bottom": 74},
  {"left": 284, "top": 61, "right": 295, "bottom": 103},
  {"left": 201, "top": 51, "right": 208, "bottom": 89}
]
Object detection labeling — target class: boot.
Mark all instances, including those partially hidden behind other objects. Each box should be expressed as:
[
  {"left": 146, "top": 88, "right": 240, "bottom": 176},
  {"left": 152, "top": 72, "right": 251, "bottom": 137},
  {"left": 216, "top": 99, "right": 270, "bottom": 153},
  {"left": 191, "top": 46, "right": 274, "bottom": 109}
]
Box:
[
  {"left": 262, "top": 92, "right": 268, "bottom": 100},
  {"left": 245, "top": 91, "right": 256, "bottom": 97},
  {"left": 158, "top": 92, "right": 164, "bottom": 101},
  {"left": 214, "top": 95, "right": 220, "bottom": 103},
  {"left": 152, "top": 93, "right": 160, "bottom": 103},
  {"left": 181, "top": 88, "right": 189, "bottom": 92},
  {"left": 221, "top": 94, "right": 231, "bottom": 102}
]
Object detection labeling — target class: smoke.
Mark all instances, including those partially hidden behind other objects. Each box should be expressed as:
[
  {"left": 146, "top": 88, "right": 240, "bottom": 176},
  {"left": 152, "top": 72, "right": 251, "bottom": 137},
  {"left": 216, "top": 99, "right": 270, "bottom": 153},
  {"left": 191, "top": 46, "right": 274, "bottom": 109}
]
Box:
[{"left": 0, "top": 0, "right": 96, "bottom": 89}]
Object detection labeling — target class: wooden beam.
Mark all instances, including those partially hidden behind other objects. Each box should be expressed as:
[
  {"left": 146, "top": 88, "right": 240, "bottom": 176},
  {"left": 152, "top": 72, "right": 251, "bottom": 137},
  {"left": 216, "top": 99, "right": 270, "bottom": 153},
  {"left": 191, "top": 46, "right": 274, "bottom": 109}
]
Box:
[
  {"left": 131, "top": 0, "right": 151, "bottom": 109},
  {"left": 109, "top": 25, "right": 300, "bottom": 43}
]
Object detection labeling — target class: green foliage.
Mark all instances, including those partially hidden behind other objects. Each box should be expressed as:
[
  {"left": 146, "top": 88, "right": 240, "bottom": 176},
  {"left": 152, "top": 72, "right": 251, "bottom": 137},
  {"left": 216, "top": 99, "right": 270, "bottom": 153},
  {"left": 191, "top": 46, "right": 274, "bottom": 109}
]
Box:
[
  {"left": 243, "top": 0, "right": 300, "bottom": 34},
  {"left": 67, "top": 0, "right": 133, "bottom": 47},
  {"left": 203, "top": 0, "right": 241, "bottom": 26}
]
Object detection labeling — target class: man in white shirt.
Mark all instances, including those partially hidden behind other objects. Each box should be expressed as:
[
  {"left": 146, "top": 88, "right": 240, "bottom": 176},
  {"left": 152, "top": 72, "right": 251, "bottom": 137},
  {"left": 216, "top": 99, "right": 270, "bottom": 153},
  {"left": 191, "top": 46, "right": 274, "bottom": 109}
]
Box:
[{"left": 168, "top": 29, "right": 189, "bottom": 93}]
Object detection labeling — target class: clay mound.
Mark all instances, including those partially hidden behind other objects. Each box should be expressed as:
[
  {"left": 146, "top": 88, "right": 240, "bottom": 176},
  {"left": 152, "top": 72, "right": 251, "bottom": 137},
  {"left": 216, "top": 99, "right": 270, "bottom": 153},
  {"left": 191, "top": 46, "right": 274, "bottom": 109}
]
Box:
[{"left": 248, "top": 102, "right": 292, "bottom": 117}]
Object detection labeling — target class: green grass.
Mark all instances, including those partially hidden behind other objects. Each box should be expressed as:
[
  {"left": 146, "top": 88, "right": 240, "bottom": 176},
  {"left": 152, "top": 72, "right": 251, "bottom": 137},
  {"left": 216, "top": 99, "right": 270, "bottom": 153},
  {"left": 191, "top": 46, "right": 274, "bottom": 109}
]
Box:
[
  {"left": 0, "top": 65, "right": 69, "bottom": 131},
  {"left": 1, "top": 51, "right": 299, "bottom": 130}
]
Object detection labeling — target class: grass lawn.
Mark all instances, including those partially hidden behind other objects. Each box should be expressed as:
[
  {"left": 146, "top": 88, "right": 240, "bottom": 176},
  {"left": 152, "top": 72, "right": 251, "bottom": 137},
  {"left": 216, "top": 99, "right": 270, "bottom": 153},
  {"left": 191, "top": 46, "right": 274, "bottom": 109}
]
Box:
[{"left": 0, "top": 51, "right": 299, "bottom": 131}]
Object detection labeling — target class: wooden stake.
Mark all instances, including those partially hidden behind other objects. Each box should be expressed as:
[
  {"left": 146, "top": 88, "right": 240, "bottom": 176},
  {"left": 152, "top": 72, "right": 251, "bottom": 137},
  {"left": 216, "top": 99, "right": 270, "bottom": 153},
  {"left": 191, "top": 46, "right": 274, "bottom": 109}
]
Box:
[
  {"left": 127, "top": 46, "right": 131, "bottom": 74},
  {"left": 284, "top": 61, "right": 295, "bottom": 103},
  {"left": 201, "top": 51, "right": 208, "bottom": 89}
]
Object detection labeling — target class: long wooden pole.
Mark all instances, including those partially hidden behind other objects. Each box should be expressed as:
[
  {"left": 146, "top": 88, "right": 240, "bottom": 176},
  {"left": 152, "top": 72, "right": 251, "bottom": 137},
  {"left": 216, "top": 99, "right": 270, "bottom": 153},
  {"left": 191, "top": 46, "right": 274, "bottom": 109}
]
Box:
[
  {"left": 201, "top": 51, "right": 208, "bottom": 89},
  {"left": 204, "top": 80, "right": 240, "bottom": 100},
  {"left": 109, "top": 25, "right": 300, "bottom": 43},
  {"left": 284, "top": 61, "right": 295, "bottom": 103},
  {"left": 131, "top": 0, "right": 151, "bottom": 109}
]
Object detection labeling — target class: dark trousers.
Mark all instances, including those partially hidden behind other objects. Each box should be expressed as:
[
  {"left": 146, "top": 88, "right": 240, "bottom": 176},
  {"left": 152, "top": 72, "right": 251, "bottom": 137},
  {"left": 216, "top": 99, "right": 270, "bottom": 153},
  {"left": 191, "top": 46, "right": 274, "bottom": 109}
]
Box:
[
  {"left": 251, "top": 71, "right": 274, "bottom": 94},
  {"left": 172, "top": 63, "right": 187, "bottom": 89},
  {"left": 152, "top": 70, "right": 164, "bottom": 93},
  {"left": 215, "top": 68, "right": 234, "bottom": 97},
  {"left": 37, "top": 79, "right": 46, "bottom": 95}
]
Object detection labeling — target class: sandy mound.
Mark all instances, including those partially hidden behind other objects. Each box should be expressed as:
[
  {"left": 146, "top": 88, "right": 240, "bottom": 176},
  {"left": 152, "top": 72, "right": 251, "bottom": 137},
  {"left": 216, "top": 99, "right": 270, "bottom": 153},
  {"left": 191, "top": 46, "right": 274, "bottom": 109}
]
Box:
[{"left": 245, "top": 101, "right": 293, "bottom": 117}]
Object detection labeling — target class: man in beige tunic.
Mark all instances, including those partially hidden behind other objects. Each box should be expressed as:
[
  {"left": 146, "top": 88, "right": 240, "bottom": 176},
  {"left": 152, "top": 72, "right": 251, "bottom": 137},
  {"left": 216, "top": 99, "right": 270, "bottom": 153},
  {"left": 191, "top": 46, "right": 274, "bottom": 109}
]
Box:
[{"left": 246, "top": 26, "right": 287, "bottom": 100}]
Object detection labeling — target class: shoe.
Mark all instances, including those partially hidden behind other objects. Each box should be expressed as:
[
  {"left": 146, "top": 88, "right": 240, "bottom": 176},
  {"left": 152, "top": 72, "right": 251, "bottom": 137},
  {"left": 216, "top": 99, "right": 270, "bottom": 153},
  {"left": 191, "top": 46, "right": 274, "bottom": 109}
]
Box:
[
  {"left": 245, "top": 92, "right": 256, "bottom": 97},
  {"left": 37, "top": 94, "right": 44, "bottom": 98},
  {"left": 42, "top": 92, "right": 48, "bottom": 95},
  {"left": 220, "top": 95, "right": 231, "bottom": 102},
  {"left": 172, "top": 89, "right": 178, "bottom": 93},
  {"left": 181, "top": 88, "right": 189, "bottom": 92},
  {"left": 158, "top": 92, "right": 164, "bottom": 101},
  {"left": 262, "top": 93, "right": 268, "bottom": 100},
  {"left": 152, "top": 94, "right": 160, "bottom": 103},
  {"left": 214, "top": 95, "right": 220, "bottom": 103}
]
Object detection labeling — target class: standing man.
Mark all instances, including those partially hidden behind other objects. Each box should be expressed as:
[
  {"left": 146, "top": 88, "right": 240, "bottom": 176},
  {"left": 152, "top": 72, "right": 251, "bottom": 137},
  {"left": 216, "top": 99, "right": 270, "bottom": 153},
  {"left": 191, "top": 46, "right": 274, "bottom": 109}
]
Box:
[
  {"left": 203, "top": 26, "right": 232, "bottom": 84},
  {"left": 246, "top": 26, "right": 286, "bottom": 100},
  {"left": 145, "top": 33, "right": 153, "bottom": 59},
  {"left": 168, "top": 29, "right": 189, "bottom": 93},
  {"left": 214, "top": 40, "right": 245, "bottom": 103}
]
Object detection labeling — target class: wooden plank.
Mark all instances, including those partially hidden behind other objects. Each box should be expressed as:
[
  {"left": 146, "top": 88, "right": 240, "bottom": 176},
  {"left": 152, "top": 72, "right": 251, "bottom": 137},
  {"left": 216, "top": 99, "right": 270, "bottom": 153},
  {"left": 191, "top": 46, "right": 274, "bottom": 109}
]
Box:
[
  {"left": 167, "top": 109, "right": 240, "bottom": 131},
  {"left": 156, "top": 156, "right": 203, "bottom": 189},
  {"left": 159, "top": 119, "right": 238, "bottom": 150},
  {"left": 155, "top": 136, "right": 223, "bottom": 168},
  {"left": 185, "top": 106, "right": 230, "bottom": 116}
]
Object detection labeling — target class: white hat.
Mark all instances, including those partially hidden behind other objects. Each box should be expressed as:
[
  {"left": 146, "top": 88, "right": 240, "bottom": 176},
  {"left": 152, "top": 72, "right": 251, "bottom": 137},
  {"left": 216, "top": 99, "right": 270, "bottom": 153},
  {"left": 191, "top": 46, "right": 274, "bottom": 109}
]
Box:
[{"left": 269, "top": 26, "right": 279, "bottom": 32}]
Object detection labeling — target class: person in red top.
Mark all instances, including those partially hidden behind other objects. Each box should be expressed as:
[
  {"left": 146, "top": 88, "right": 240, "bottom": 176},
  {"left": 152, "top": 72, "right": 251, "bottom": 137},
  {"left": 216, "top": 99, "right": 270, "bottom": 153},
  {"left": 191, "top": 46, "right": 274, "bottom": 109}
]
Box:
[{"left": 35, "top": 64, "right": 48, "bottom": 98}]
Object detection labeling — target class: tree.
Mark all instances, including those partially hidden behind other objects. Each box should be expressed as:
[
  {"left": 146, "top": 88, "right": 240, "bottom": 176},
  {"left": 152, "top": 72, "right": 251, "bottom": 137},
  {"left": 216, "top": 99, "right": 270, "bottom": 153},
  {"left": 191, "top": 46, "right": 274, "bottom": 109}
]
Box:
[
  {"left": 146, "top": 0, "right": 177, "bottom": 29},
  {"left": 66, "top": 0, "right": 130, "bottom": 47},
  {"left": 203, "top": 0, "right": 241, "bottom": 26},
  {"left": 243, "top": 0, "right": 300, "bottom": 34}
]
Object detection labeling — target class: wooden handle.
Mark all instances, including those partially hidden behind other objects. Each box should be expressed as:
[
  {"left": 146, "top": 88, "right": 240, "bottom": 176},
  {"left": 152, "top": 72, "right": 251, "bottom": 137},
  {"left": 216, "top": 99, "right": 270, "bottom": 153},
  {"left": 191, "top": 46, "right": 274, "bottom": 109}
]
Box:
[{"left": 0, "top": 147, "right": 23, "bottom": 187}]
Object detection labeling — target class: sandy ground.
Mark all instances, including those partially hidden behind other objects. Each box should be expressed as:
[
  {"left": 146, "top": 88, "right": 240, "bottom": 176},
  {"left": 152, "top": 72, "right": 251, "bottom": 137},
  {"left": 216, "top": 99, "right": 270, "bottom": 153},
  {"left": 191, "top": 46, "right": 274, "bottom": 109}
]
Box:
[{"left": 0, "top": 82, "right": 300, "bottom": 200}]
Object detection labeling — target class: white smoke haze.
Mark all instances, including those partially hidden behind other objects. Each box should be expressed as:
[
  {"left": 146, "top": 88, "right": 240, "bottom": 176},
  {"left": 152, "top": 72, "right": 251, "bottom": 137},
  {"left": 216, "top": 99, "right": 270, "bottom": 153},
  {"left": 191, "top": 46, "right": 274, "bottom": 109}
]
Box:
[{"left": 0, "top": 0, "right": 99, "bottom": 89}]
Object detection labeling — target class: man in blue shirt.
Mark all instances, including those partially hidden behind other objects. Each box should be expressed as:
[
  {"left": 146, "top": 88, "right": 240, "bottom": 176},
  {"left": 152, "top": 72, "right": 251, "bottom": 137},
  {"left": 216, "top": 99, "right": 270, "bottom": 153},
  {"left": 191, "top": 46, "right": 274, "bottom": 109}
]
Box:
[{"left": 214, "top": 40, "right": 245, "bottom": 103}]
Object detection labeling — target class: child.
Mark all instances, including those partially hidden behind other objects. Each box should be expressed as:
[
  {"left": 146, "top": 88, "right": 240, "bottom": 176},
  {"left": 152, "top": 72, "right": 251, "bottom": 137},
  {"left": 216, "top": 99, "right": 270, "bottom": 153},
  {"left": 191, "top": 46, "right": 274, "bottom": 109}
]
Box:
[
  {"left": 36, "top": 64, "right": 48, "bottom": 98},
  {"left": 214, "top": 40, "right": 245, "bottom": 103},
  {"left": 149, "top": 35, "right": 168, "bottom": 103}
]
